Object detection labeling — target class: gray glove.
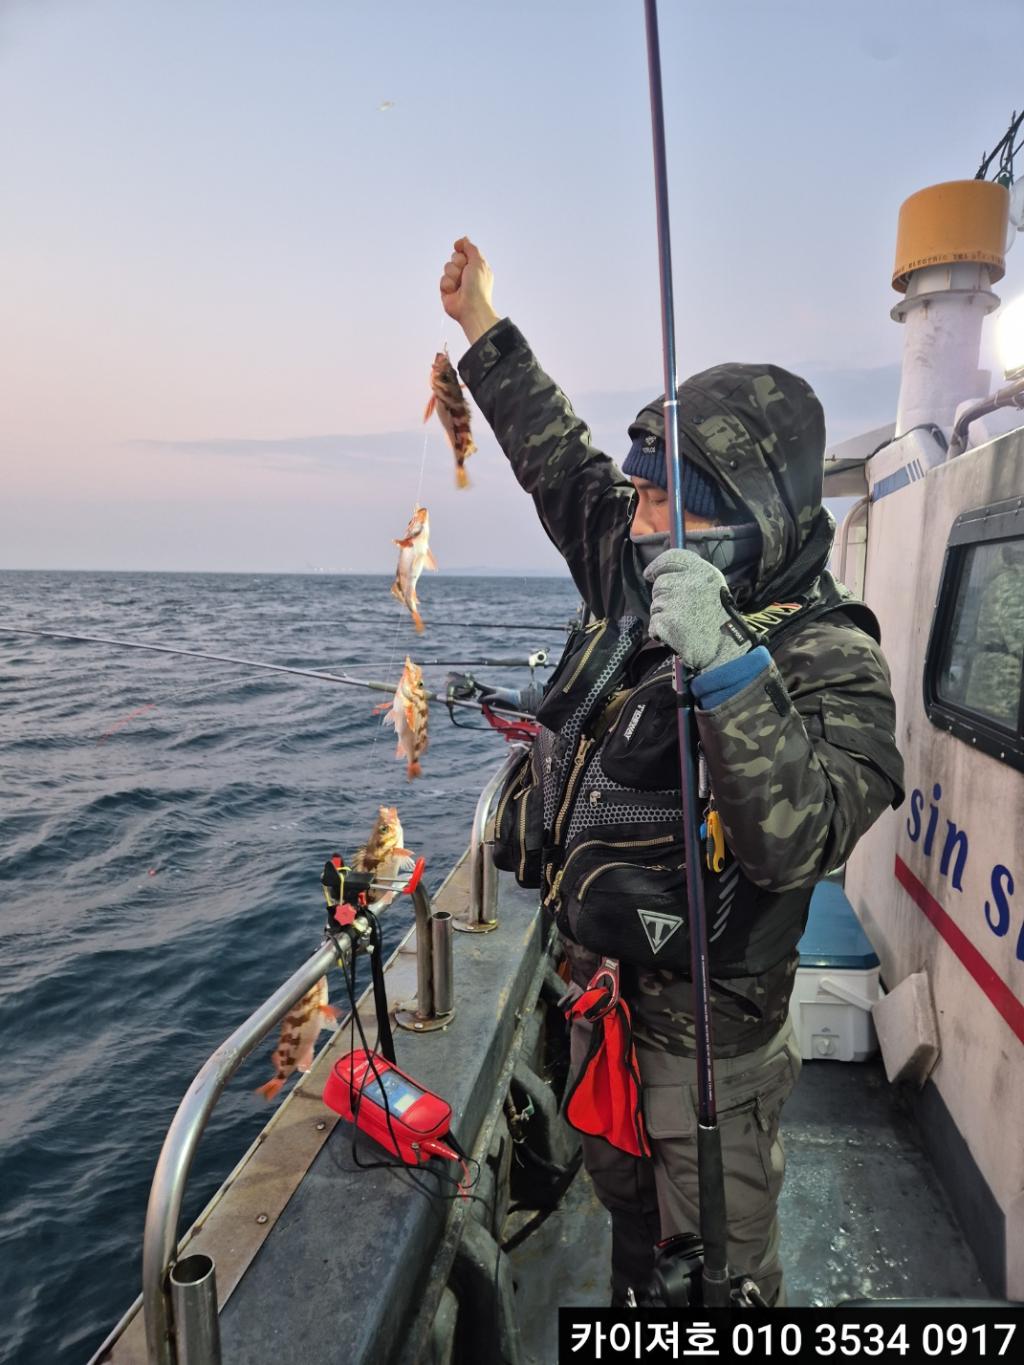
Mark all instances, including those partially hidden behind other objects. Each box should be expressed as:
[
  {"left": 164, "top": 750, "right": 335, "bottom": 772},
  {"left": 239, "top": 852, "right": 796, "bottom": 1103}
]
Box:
[{"left": 644, "top": 548, "right": 751, "bottom": 673}]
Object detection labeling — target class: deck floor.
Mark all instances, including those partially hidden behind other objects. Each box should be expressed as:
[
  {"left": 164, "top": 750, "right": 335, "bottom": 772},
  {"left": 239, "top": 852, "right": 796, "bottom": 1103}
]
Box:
[{"left": 508, "top": 1057, "right": 990, "bottom": 1362}]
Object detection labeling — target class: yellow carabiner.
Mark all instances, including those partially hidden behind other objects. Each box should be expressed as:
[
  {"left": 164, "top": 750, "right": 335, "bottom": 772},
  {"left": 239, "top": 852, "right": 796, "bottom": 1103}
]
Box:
[{"left": 705, "top": 808, "right": 726, "bottom": 874}]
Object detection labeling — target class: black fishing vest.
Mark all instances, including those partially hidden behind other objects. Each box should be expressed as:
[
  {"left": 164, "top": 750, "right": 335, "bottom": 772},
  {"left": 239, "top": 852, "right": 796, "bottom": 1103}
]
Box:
[{"left": 492, "top": 591, "right": 874, "bottom": 977}]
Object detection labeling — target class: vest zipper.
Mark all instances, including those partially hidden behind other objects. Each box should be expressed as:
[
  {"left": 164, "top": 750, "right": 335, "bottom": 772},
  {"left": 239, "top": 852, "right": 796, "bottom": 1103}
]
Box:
[
  {"left": 493, "top": 756, "right": 528, "bottom": 836},
  {"left": 560, "top": 621, "right": 608, "bottom": 694},
  {"left": 552, "top": 737, "right": 595, "bottom": 846},
  {"left": 517, "top": 788, "right": 531, "bottom": 883},
  {"left": 577, "top": 859, "right": 674, "bottom": 901},
  {"left": 544, "top": 833, "right": 676, "bottom": 908}
]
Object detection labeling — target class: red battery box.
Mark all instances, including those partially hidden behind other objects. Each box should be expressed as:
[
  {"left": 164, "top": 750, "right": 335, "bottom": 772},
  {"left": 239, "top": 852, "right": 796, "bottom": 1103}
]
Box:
[{"left": 323, "top": 1050, "right": 454, "bottom": 1164}]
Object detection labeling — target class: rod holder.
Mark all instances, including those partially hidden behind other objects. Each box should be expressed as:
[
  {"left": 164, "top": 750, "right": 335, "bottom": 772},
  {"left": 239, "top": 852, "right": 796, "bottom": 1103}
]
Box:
[
  {"left": 457, "top": 749, "right": 526, "bottom": 934},
  {"left": 170, "top": 1254, "right": 222, "bottom": 1365},
  {"left": 395, "top": 884, "right": 456, "bottom": 1032},
  {"left": 432, "top": 911, "right": 454, "bottom": 1016}
]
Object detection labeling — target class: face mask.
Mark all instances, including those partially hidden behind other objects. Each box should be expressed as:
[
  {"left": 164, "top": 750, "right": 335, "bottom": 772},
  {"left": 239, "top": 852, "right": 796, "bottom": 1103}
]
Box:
[
  {"left": 631, "top": 522, "right": 761, "bottom": 586},
  {"left": 629, "top": 530, "right": 670, "bottom": 570},
  {"left": 686, "top": 522, "right": 761, "bottom": 584}
]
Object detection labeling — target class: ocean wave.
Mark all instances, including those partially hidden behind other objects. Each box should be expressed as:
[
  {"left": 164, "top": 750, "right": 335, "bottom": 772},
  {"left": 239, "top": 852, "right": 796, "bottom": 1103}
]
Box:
[{"left": 0, "top": 568, "right": 577, "bottom": 1365}]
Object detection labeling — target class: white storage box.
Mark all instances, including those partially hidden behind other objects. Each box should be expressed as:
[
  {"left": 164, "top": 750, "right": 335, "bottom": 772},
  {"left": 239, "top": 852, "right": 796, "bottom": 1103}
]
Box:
[{"left": 792, "top": 882, "right": 881, "bottom": 1062}]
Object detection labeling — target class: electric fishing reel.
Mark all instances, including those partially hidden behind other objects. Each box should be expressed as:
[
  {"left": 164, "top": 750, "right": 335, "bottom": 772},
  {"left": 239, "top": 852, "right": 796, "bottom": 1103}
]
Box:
[
  {"left": 633, "top": 1234, "right": 705, "bottom": 1308},
  {"left": 633, "top": 1234, "right": 769, "bottom": 1310},
  {"left": 321, "top": 854, "right": 425, "bottom": 936}
]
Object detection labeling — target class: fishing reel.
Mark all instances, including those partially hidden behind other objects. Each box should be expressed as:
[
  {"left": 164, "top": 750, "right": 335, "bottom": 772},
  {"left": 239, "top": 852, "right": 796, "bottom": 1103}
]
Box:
[
  {"left": 632, "top": 1234, "right": 705, "bottom": 1308},
  {"left": 632, "top": 1234, "right": 769, "bottom": 1309},
  {"left": 321, "top": 854, "right": 425, "bottom": 939}
]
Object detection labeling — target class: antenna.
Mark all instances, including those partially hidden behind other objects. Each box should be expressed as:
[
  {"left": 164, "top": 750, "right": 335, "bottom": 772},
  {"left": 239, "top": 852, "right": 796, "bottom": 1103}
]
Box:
[{"left": 976, "top": 107, "right": 1024, "bottom": 185}]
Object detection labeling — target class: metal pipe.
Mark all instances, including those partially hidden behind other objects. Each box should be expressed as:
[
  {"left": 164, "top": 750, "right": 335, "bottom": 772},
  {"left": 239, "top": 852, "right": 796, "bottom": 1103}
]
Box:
[
  {"left": 947, "top": 372, "right": 1024, "bottom": 456},
  {"left": 169, "top": 1255, "right": 222, "bottom": 1365},
  {"left": 143, "top": 937, "right": 344, "bottom": 1365},
  {"left": 460, "top": 749, "right": 525, "bottom": 932},
  {"left": 482, "top": 848, "right": 500, "bottom": 928},
  {"left": 413, "top": 884, "right": 434, "bottom": 1020},
  {"left": 396, "top": 884, "right": 456, "bottom": 1031},
  {"left": 431, "top": 911, "right": 454, "bottom": 1017},
  {"left": 834, "top": 495, "right": 869, "bottom": 596}
]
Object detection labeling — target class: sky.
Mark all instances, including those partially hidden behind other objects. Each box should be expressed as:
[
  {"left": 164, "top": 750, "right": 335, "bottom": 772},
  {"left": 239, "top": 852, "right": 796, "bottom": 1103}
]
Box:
[{"left": 1, "top": 0, "right": 1023, "bottom": 574}]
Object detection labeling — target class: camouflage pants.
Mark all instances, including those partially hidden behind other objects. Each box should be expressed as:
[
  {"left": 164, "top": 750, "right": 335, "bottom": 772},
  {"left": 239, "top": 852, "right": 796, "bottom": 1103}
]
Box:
[{"left": 570, "top": 1016, "right": 802, "bottom": 1306}]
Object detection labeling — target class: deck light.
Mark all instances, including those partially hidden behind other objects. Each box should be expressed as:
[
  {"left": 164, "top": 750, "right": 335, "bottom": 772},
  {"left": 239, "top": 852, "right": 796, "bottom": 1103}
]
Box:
[{"left": 996, "top": 293, "right": 1024, "bottom": 378}]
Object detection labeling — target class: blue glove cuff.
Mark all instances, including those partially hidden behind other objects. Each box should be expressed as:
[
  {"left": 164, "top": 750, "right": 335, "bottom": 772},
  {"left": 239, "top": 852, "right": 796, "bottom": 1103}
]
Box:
[{"left": 691, "top": 646, "right": 771, "bottom": 710}]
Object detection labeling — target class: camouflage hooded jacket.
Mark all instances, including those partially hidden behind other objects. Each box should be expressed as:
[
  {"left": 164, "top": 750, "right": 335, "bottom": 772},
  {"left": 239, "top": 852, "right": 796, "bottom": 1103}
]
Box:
[{"left": 459, "top": 319, "right": 905, "bottom": 1055}]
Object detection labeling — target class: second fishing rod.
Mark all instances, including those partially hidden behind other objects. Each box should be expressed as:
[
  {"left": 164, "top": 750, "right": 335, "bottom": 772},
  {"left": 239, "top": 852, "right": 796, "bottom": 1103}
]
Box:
[
  {"left": 0, "top": 626, "right": 538, "bottom": 721},
  {"left": 643, "top": 0, "right": 732, "bottom": 1310}
]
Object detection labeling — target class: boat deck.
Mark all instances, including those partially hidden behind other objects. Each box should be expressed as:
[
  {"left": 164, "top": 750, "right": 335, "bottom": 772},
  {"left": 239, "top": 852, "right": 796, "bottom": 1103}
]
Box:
[
  {"left": 508, "top": 1055, "right": 991, "bottom": 1362},
  {"left": 98, "top": 861, "right": 993, "bottom": 1365}
]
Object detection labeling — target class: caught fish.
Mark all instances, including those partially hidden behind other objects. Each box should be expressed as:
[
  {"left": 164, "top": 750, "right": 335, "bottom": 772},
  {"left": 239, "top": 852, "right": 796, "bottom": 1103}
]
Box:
[
  {"left": 425, "top": 348, "right": 476, "bottom": 489},
  {"left": 391, "top": 504, "right": 436, "bottom": 634},
  {"left": 256, "top": 977, "right": 339, "bottom": 1102},
  {"left": 351, "top": 804, "right": 415, "bottom": 908},
  {"left": 375, "top": 656, "right": 430, "bottom": 779}
]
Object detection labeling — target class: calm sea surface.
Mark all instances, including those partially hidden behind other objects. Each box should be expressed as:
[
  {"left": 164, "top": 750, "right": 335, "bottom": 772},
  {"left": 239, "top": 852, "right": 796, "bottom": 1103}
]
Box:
[{"left": 0, "top": 570, "right": 578, "bottom": 1365}]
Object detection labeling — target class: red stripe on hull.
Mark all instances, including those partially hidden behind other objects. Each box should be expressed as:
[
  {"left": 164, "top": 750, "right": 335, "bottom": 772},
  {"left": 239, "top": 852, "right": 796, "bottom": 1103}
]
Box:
[{"left": 894, "top": 855, "right": 1024, "bottom": 1046}]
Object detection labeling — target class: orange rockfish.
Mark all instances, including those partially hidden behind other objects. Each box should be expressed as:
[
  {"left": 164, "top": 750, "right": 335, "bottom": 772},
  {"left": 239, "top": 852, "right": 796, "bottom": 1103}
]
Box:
[
  {"left": 352, "top": 805, "right": 415, "bottom": 907},
  {"left": 376, "top": 656, "right": 430, "bottom": 779},
  {"left": 256, "top": 977, "right": 339, "bottom": 1101},
  {"left": 425, "top": 349, "right": 476, "bottom": 489},
  {"left": 391, "top": 505, "right": 436, "bottom": 634}
]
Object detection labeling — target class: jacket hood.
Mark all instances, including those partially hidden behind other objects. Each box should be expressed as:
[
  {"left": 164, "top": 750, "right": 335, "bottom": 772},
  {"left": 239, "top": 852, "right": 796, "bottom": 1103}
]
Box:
[{"left": 629, "top": 363, "right": 835, "bottom": 611}]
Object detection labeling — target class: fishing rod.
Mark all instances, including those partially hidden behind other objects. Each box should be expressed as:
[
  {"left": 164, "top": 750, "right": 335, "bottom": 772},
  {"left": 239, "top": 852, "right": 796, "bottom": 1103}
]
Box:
[
  {"left": 643, "top": 0, "right": 731, "bottom": 1308},
  {"left": 0, "top": 626, "right": 536, "bottom": 720},
  {"left": 343, "top": 618, "right": 572, "bottom": 633},
  {"left": 349, "top": 653, "right": 552, "bottom": 670}
]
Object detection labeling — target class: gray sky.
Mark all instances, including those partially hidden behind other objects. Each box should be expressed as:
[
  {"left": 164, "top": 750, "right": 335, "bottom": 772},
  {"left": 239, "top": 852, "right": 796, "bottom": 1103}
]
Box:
[{"left": 2, "top": 0, "right": 1022, "bottom": 573}]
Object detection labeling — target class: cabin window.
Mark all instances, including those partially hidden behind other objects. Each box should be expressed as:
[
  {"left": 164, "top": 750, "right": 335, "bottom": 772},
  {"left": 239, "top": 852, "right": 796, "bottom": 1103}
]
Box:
[{"left": 925, "top": 499, "right": 1024, "bottom": 772}]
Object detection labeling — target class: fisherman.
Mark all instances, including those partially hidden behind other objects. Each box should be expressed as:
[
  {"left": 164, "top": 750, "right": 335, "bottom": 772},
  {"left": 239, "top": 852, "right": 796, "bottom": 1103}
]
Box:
[{"left": 438, "top": 237, "right": 904, "bottom": 1306}]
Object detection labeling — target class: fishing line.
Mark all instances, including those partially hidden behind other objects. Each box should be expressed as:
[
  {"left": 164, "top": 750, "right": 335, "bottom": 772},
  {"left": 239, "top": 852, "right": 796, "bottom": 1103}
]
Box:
[{"left": 370, "top": 318, "right": 447, "bottom": 761}]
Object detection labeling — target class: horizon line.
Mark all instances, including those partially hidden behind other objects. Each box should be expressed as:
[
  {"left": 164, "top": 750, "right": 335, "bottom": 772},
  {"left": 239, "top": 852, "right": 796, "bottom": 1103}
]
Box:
[{"left": 0, "top": 565, "right": 572, "bottom": 579}]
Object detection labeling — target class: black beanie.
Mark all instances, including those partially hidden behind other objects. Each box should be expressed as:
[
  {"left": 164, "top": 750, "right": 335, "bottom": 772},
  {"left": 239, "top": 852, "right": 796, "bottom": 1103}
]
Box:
[{"left": 621, "top": 434, "right": 723, "bottom": 518}]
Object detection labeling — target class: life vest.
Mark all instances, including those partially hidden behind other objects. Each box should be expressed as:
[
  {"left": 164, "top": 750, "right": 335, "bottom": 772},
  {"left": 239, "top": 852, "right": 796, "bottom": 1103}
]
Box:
[{"left": 492, "top": 586, "right": 882, "bottom": 981}]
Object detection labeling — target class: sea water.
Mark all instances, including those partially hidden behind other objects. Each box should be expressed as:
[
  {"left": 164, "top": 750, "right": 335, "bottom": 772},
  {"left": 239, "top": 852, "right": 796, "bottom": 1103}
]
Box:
[{"left": 0, "top": 569, "right": 577, "bottom": 1365}]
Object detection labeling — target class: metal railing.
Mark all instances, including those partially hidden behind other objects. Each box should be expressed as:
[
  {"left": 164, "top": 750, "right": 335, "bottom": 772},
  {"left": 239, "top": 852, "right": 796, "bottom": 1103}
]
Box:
[
  {"left": 142, "top": 935, "right": 347, "bottom": 1365},
  {"left": 456, "top": 748, "right": 526, "bottom": 934}
]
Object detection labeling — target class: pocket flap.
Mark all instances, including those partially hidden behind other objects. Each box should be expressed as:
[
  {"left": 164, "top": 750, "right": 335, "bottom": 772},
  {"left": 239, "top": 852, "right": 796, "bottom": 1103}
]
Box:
[{"left": 643, "top": 1082, "right": 696, "bottom": 1140}]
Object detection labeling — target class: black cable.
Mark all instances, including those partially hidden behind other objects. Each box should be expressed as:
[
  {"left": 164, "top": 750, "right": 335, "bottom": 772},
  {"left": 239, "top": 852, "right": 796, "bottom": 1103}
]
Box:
[
  {"left": 335, "top": 938, "right": 487, "bottom": 1208},
  {"left": 976, "top": 108, "right": 1024, "bottom": 181},
  {"left": 364, "top": 908, "right": 396, "bottom": 1064},
  {"left": 329, "top": 934, "right": 507, "bottom": 1319}
]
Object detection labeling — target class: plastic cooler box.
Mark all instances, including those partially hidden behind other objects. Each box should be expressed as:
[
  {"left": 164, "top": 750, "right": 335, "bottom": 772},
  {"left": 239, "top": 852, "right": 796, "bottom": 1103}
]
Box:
[{"left": 792, "top": 881, "right": 881, "bottom": 1062}]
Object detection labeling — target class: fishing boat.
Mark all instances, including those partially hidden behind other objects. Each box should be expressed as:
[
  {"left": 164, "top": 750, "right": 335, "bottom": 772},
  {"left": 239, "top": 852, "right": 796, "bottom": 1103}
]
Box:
[{"left": 78, "top": 133, "right": 1024, "bottom": 1364}]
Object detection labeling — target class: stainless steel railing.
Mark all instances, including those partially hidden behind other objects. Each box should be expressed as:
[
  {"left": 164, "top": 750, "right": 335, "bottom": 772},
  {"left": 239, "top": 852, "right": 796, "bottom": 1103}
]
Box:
[
  {"left": 457, "top": 748, "right": 526, "bottom": 934},
  {"left": 142, "top": 936, "right": 346, "bottom": 1365}
]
